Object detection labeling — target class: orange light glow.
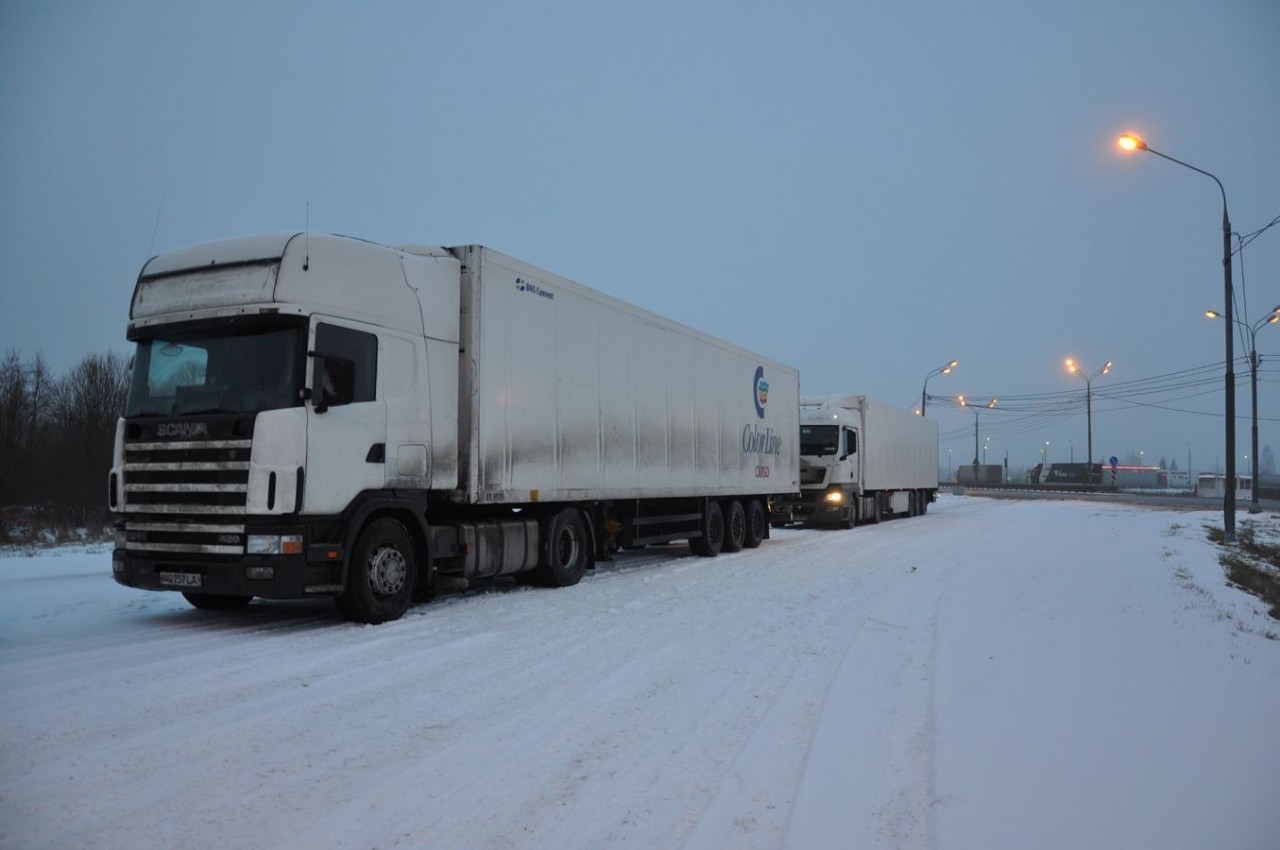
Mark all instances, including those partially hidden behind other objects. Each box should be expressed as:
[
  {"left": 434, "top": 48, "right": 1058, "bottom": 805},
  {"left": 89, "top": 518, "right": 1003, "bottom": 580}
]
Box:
[{"left": 1117, "top": 133, "right": 1146, "bottom": 152}]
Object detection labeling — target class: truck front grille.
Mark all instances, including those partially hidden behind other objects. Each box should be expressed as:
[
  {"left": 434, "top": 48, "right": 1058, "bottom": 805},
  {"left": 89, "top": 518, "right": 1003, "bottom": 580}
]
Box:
[
  {"left": 800, "top": 466, "right": 827, "bottom": 485},
  {"left": 122, "top": 438, "right": 251, "bottom": 554}
]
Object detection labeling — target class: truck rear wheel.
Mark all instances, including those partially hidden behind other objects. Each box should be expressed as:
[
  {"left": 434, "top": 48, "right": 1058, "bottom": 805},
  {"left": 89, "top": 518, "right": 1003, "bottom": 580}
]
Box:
[
  {"left": 336, "top": 518, "right": 416, "bottom": 624},
  {"left": 743, "top": 499, "right": 766, "bottom": 548},
  {"left": 690, "top": 501, "right": 724, "bottom": 557},
  {"left": 182, "top": 592, "right": 252, "bottom": 610},
  {"left": 537, "top": 508, "right": 588, "bottom": 587},
  {"left": 722, "top": 500, "right": 746, "bottom": 553}
]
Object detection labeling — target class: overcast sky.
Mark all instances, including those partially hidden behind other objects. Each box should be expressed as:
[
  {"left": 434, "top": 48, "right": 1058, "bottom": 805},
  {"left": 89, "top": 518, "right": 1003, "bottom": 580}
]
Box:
[{"left": 3, "top": 0, "right": 1278, "bottom": 475}]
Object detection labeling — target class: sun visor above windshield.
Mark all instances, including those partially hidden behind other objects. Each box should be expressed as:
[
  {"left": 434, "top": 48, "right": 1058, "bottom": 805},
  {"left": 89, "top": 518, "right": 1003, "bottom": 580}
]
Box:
[
  {"left": 130, "top": 233, "right": 432, "bottom": 336},
  {"left": 132, "top": 262, "right": 279, "bottom": 319},
  {"left": 132, "top": 233, "right": 296, "bottom": 320}
]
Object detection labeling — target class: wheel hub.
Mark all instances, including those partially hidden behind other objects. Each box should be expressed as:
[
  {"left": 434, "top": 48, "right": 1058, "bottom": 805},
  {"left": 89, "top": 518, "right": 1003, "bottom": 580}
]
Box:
[{"left": 367, "top": 545, "right": 407, "bottom": 596}]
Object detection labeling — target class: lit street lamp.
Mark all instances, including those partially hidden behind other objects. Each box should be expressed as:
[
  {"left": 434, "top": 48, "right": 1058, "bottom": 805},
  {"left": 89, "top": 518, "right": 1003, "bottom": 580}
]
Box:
[
  {"left": 921, "top": 360, "right": 958, "bottom": 416},
  {"left": 1118, "top": 131, "right": 1237, "bottom": 540},
  {"left": 1206, "top": 305, "right": 1280, "bottom": 510},
  {"left": 1066, "top": 357, "right": 1111, "bottom": 487}
]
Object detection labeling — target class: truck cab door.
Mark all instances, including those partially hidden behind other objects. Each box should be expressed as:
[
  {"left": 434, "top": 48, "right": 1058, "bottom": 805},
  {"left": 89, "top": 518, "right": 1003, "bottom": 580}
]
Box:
[
  {"left": 303, "top": 320, "right": 387, "bottom": 514},
  {"left": 842, "top": 427, "right": 860, "bottom": 487}
]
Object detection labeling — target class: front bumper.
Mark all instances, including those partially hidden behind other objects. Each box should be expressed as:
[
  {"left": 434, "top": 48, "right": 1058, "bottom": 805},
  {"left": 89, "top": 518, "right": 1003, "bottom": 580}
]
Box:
[
  {"left": 112, "top": 539, "right": 344, "bottom": 599},
  {"left": 770, "top": 491, "right": 854, "bottom": 526}
]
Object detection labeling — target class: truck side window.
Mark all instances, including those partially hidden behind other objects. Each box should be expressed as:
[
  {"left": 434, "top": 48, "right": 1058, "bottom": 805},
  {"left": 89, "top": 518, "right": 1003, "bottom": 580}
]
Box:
[
  {"left": 844, "top": 428, "right": 857, "bottom": 455},
  {"left": 315, "top": 323, "right": 377, "bottom": 404}
]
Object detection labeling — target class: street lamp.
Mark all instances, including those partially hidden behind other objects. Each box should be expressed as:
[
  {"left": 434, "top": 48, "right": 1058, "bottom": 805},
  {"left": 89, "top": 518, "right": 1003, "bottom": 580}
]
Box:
[
  {"left": 1066, "top": 357, "right": 1112, "bottom": 487},
  {"left": 1118, "top": 131, "right": 1237, "bottom": 540},
  {"left": 921, "top": 360, "right": 958, "bottom": 416},
  {"left": 1206, "top": 304, "right": 1280, "bottom": 509},
  {"left": 958, "top": 395, "right": 996, "bottom": 471}
]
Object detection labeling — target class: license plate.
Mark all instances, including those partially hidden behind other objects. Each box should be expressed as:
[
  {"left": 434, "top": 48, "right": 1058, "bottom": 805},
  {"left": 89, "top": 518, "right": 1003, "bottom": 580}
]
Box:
[{"left": 160, "top": 572, "right": 202, "bottom": 588}]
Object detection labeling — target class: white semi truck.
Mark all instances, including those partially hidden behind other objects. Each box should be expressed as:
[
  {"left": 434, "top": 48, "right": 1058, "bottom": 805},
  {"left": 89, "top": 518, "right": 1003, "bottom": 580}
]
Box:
[
  {"left": 109, "top": 234, "right": 799, "bottom": 622},
  {"left": 771, "top": 395, "right": 937, "bottom": 528}
]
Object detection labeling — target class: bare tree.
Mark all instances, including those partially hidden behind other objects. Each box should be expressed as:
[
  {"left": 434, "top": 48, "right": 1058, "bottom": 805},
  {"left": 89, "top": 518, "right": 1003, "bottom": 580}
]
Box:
[
  {"left": 47, "top": 352, "right": 131, "bottom": 523},
  {"left": 0, "top": 350, "right": 53, "bottom": 508}
]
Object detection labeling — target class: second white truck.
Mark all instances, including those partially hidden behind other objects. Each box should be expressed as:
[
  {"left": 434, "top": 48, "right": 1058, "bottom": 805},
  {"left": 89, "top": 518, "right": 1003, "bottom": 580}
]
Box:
[{"left": 771, "top": 395, "right": 938, "bottom": 527}]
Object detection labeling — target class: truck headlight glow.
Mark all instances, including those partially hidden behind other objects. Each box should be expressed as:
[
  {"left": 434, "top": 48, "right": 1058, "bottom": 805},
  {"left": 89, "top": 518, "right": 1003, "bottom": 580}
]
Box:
[
  {"left": 824, "top": 491, "right": 844, "bottom": 505},
  {"left": 247, "top": 534, "right": 303, "bottom": 555}
]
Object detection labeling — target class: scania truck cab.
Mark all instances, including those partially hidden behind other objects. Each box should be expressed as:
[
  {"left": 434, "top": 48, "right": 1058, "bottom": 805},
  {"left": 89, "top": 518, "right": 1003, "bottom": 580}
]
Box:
[{"left": 110, "top": 233, "right": 464, "bottom": 622}]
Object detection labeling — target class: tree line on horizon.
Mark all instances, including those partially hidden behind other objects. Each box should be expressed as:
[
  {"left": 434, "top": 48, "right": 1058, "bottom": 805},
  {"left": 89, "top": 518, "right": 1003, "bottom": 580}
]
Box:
[{"left": 0, "top": 349, "right": 129, "bottom": 540}]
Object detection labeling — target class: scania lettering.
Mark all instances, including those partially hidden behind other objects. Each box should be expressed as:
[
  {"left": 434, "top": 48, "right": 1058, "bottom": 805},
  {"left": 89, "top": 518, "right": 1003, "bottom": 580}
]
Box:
[{"left": 109, "top": 234, "right": 800, "bottom": 623}]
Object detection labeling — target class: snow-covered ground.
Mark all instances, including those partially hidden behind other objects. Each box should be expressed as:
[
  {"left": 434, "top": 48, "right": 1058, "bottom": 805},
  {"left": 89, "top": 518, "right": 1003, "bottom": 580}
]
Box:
[{"left": 1, "top": 496, "right": 1277, "bottom": 850}]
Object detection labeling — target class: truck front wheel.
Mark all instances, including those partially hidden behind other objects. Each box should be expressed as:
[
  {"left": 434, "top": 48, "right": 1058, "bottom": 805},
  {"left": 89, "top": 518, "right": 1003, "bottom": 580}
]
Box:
[{"left": 337, "top": 518, "right": 417, "bottom": 624}]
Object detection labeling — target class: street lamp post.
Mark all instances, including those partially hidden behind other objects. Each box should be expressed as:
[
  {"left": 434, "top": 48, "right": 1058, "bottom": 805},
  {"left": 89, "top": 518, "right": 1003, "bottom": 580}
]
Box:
[
  {"left": 921, "top": 360, "right": 958, "bottom": 416},
  {"left": 1118, "top": 132, "right": 1237, "bottom": 540},
  {"left": 958, "top": 395, "right": 996, "bottom": 478},
  {"left": 1206, "top": 305, "right": 1280, "bottom": 510},
  {"left": 1066, "top": 358, "right": 1111, "bottom": 487}
]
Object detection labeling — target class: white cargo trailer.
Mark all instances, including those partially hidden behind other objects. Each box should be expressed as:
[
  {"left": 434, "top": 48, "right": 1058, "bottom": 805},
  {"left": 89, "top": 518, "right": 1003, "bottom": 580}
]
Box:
[
  {"left": 772, "top": 395, "right": 937, "bottom": 527},
  {"left": 110, "top": 234, "right": 799, "bottom": 622}
]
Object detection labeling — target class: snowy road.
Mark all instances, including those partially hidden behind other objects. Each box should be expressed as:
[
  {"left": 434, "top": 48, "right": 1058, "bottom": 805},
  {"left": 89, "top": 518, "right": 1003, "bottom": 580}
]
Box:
[{"left": 2, "top": 496, "right": 1277, "bottom": 849}]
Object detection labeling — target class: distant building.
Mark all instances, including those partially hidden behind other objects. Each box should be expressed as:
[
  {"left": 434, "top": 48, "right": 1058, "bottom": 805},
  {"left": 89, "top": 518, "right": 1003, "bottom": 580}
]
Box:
[{"left": 1195, "top": 473, "right": 1254, "bottom": 500}]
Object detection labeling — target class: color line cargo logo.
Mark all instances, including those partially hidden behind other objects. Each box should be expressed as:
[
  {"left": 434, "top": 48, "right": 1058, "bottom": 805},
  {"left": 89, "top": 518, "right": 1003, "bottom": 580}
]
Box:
[
  {"left": 515, "top": 277, "right": 555, "bottom": 300},
  {"left": 752, "top": 366, "right": 769, "bottom": 419}
]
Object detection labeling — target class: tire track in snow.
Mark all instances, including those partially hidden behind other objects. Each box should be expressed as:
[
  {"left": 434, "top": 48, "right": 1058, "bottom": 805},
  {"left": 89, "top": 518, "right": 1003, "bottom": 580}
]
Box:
[
  {"left": 780, "top": 504, "right": 989, "bottom": 850},
  {"left": 267, "top": 524, "right": 923, "bottom": 849}
]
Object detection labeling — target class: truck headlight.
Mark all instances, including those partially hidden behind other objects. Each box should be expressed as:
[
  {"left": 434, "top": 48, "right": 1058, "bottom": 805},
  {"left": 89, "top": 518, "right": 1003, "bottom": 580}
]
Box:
[
  {"left": 247, "top": 534, "right": 303, "bottom": 555},
  {"left": 824, "top": 490, "right": 844, "bottom": 505}
]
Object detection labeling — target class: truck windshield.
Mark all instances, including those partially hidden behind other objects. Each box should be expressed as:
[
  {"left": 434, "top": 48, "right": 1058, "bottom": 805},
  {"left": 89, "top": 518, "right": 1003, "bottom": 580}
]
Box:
[
  {"left": 799, "top": 424, "right": 838, "bottom": 457},
  {"left": 126, "top": 325, "right": 304, "bottom": 416}
]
